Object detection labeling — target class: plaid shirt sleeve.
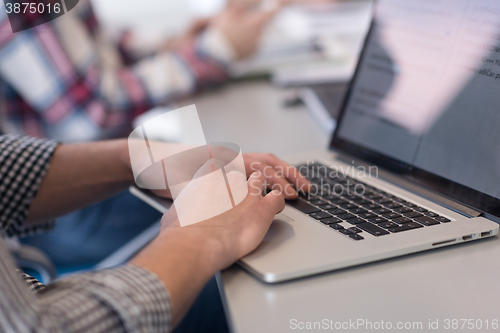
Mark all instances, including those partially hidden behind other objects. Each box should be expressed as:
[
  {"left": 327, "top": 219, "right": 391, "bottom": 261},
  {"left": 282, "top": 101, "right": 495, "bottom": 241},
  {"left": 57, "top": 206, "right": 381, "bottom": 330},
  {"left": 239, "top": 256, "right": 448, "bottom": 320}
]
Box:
[
  {"left": 0, "top": 134, "right": 172, "bottom": 332},
  {"left": 0, "top": 245, "right": 173, "bottom": 333},
  {"left": 0, "top": 0, "right": 234, "bottom": 142},
  {"left": 0, "top": 134, "right": 57, "bottom": 237}
]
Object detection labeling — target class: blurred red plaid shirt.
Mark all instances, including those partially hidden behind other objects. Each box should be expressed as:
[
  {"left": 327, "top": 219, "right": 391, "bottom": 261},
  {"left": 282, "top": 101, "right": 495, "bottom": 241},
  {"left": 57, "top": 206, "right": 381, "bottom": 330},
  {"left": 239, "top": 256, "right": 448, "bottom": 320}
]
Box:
[{"left": 0, "top": 0, "right": 234, "bottom": 142}]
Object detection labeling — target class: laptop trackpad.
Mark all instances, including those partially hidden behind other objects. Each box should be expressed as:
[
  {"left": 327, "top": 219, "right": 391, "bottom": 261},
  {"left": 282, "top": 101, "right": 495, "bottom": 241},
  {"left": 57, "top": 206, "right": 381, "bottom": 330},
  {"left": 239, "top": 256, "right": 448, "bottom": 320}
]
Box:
[{"left": 247, "top": 214, "right": 296, "bottom": 260}]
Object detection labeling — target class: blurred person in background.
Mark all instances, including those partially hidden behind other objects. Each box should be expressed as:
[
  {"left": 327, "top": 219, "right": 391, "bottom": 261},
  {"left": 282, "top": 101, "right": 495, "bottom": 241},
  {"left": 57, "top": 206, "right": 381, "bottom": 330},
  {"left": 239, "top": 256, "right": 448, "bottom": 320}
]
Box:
[{"left": 0, "top": 0, "right": 278, "bottom": 267}]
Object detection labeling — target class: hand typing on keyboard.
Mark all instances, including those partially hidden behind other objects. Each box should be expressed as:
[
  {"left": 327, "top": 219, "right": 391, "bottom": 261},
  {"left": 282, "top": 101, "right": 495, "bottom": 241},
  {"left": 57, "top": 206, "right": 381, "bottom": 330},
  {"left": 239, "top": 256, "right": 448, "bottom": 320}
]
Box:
[
  {"left": 243, "top": 153, "right": 312, "bottom": 199},
  {"left": 287, "top": 163, "right": 451, "bottom": 241}
]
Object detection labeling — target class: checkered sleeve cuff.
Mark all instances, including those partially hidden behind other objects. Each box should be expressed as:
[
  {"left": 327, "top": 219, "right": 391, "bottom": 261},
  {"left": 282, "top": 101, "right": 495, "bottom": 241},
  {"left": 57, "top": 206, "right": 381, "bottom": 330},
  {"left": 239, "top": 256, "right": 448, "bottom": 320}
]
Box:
[
  {"left": 39, "top": 265, "right": 172, "bottom": 333},
  {"left": 0, "top": 135, "right": 58, "bottom": 238},
  {"left": 17, "top": 269, "right": 47, "bottom": 294}
]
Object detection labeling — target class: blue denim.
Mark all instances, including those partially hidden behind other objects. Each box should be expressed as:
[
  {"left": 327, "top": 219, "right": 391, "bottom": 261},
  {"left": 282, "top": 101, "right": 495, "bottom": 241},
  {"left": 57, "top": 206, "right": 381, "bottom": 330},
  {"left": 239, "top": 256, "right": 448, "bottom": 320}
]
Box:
[
  {"left": 174, "top": 277, "right": 229, "bottom": 333},
  {"left": 21, "top": 191, "right": 162, "bottom": 267}
]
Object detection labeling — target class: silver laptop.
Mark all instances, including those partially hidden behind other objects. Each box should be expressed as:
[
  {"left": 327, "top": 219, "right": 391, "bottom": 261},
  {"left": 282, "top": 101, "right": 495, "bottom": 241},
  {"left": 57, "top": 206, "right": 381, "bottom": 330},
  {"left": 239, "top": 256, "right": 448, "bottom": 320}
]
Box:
[
  {"left": 238, "top": 0, "right": 500, "bottom": 282},
  {"left": 133, "top": 0, "right": 500, "bottom": 283}
]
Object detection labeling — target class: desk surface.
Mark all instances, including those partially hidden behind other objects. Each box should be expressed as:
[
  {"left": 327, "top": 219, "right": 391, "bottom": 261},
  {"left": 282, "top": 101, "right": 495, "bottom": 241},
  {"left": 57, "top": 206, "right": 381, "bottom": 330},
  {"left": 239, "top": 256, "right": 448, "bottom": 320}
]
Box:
[
  {"left": 183, "top": 81, "right": 329, "bottom": 155},
  {"left": 184, "top": 81, "right": 500, "bottom": 333}
]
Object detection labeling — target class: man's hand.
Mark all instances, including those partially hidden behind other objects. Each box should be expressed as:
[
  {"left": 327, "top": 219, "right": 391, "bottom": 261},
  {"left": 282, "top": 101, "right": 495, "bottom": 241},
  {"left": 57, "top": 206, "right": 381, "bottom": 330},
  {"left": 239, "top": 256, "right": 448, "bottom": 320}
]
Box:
[
  {"left": 162, "top": 1, "right": 277, "bottom": 60},
  {"left": 212, "top": 2, "right": 278, "bottom": 59},
  {"left": 243, "top": 153, "right": 310, "bottom": 199},
  {"left": 159, "top": 171, "right": 285, "bottom": 269},
  {"left": 162, "top": 18, "right": 212, "bottom": 51},
  {"left": 150, "top": 149, "right": 310, "bottom": 201},
  {"left": 130, "top": 172, "right": 285, "bottom": 327}
]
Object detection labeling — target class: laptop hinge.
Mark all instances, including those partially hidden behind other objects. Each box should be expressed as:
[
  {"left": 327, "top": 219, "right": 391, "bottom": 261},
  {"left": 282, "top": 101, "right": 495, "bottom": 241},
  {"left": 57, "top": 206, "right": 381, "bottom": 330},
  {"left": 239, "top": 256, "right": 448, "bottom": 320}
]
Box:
[{"left": 335, "top": 153, "right": 482, "bottom": 218}]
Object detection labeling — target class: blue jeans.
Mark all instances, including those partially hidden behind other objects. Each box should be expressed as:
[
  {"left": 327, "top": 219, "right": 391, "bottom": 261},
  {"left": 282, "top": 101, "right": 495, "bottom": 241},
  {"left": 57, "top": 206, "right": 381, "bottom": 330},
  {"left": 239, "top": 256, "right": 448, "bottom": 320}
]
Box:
[
  {"left": 175, "top": 277, "right": 230, "bottom": 333},
  {"left": 21, "top": 191, "right": 162, "bottom": 267}
]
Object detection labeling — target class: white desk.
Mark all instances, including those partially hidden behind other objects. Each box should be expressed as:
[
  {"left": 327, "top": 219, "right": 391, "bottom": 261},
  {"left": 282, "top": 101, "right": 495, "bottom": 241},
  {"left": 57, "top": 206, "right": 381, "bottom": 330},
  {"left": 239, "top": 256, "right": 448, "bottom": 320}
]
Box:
[
  {"left": 182, "top": 81, "right": 329, "bottom": 155},
  {"left": 182, "top": 81, "right": 500, "bottom": 333}
]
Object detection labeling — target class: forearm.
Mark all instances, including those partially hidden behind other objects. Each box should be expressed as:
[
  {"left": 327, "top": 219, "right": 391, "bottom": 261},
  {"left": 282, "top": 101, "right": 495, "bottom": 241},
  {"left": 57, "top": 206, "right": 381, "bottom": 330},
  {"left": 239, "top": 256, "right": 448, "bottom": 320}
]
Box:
[
  {"left": 26, "top": 139, "right": 134, "bottom": 224},
  {"left": 130, "top": 223, "right": 222, "bottom": 328}
]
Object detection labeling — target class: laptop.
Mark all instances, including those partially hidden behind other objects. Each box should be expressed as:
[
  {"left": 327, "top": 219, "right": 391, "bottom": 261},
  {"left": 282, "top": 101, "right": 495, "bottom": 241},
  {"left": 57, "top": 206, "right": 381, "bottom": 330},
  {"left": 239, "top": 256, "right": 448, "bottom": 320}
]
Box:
[
  {"left": 132, "top": 0, "right": 500, "bottom": 283},
  {"left": 300, "top": 83, "right": 348, "bottom": 133},
  {"left": 235, "top": 0, "right": 500, "bottom": 282}
]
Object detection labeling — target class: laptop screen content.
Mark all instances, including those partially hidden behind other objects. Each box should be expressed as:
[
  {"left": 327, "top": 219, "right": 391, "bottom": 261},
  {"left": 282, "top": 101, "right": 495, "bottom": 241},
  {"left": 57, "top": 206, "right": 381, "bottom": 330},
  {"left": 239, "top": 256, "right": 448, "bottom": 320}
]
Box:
[{"left": 332, "top": 0, "right": 500, "bottom": 216}]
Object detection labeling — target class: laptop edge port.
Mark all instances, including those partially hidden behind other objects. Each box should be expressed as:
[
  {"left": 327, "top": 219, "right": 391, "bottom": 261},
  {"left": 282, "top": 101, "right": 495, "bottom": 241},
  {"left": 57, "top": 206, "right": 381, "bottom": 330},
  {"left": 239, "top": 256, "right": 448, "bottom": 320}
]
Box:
[
  {"left": 462, "top": 234, "right": 475, "bottom": 241},
  {"left": 481, "top": 231, "right": 493, "bottom": 238}
]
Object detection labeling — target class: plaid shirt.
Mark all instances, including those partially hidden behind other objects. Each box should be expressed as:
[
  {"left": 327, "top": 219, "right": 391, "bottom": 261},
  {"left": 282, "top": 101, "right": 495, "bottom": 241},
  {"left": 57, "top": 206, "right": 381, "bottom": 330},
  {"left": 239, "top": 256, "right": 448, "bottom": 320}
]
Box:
[
  {"left": 0, "top": 0, "right": 234, "bottom": 142},
  {"left": 0, "top": 134, "right": 172, "bottom": 333}
]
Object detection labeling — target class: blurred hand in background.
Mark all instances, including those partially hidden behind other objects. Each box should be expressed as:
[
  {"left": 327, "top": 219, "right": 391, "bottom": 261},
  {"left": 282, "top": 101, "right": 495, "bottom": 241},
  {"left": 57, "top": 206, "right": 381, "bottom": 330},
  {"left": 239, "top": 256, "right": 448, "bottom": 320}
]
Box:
[
  {"left": 164, "top": 0, "right": 280, "bottom": 59},
  {"left": 212, "top": 0, "right": 279, "bottom": 59}
]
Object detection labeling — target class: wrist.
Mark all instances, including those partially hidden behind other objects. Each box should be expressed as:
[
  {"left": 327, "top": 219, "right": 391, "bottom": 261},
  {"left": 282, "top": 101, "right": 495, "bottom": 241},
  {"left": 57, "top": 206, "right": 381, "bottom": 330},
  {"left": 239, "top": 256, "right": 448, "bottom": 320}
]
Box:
[
  {"left": 129, "top": 226, "right": 223, "bottom": 327},
  {"left": 159, "top": 226, "right": 225, "bottom": 275}
]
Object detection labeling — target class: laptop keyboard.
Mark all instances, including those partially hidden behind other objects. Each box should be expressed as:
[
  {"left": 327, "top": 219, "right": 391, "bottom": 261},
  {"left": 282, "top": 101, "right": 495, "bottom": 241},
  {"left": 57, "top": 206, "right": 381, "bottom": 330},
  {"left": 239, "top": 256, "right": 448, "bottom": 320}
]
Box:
[{"left": 288, "top": 163, "right": 451, "bottom": 241}]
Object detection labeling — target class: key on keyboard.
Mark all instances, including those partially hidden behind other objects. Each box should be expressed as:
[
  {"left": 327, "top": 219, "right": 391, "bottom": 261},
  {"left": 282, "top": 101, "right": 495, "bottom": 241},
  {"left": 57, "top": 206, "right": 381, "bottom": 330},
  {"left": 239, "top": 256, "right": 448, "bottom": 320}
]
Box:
[
  {"left": 291, "top": 163, "right": 453, "bottom": 236},
  {"left": 357, "top": 222, "right": 390, "bottom": 236}
]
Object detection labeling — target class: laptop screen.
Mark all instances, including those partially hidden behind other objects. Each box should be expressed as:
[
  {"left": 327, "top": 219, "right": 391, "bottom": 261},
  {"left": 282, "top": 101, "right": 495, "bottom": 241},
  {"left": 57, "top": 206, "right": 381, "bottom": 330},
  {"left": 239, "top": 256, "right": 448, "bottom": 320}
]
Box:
[{"left": 331, "top": 0, "right": 500, "bottom": 218}]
